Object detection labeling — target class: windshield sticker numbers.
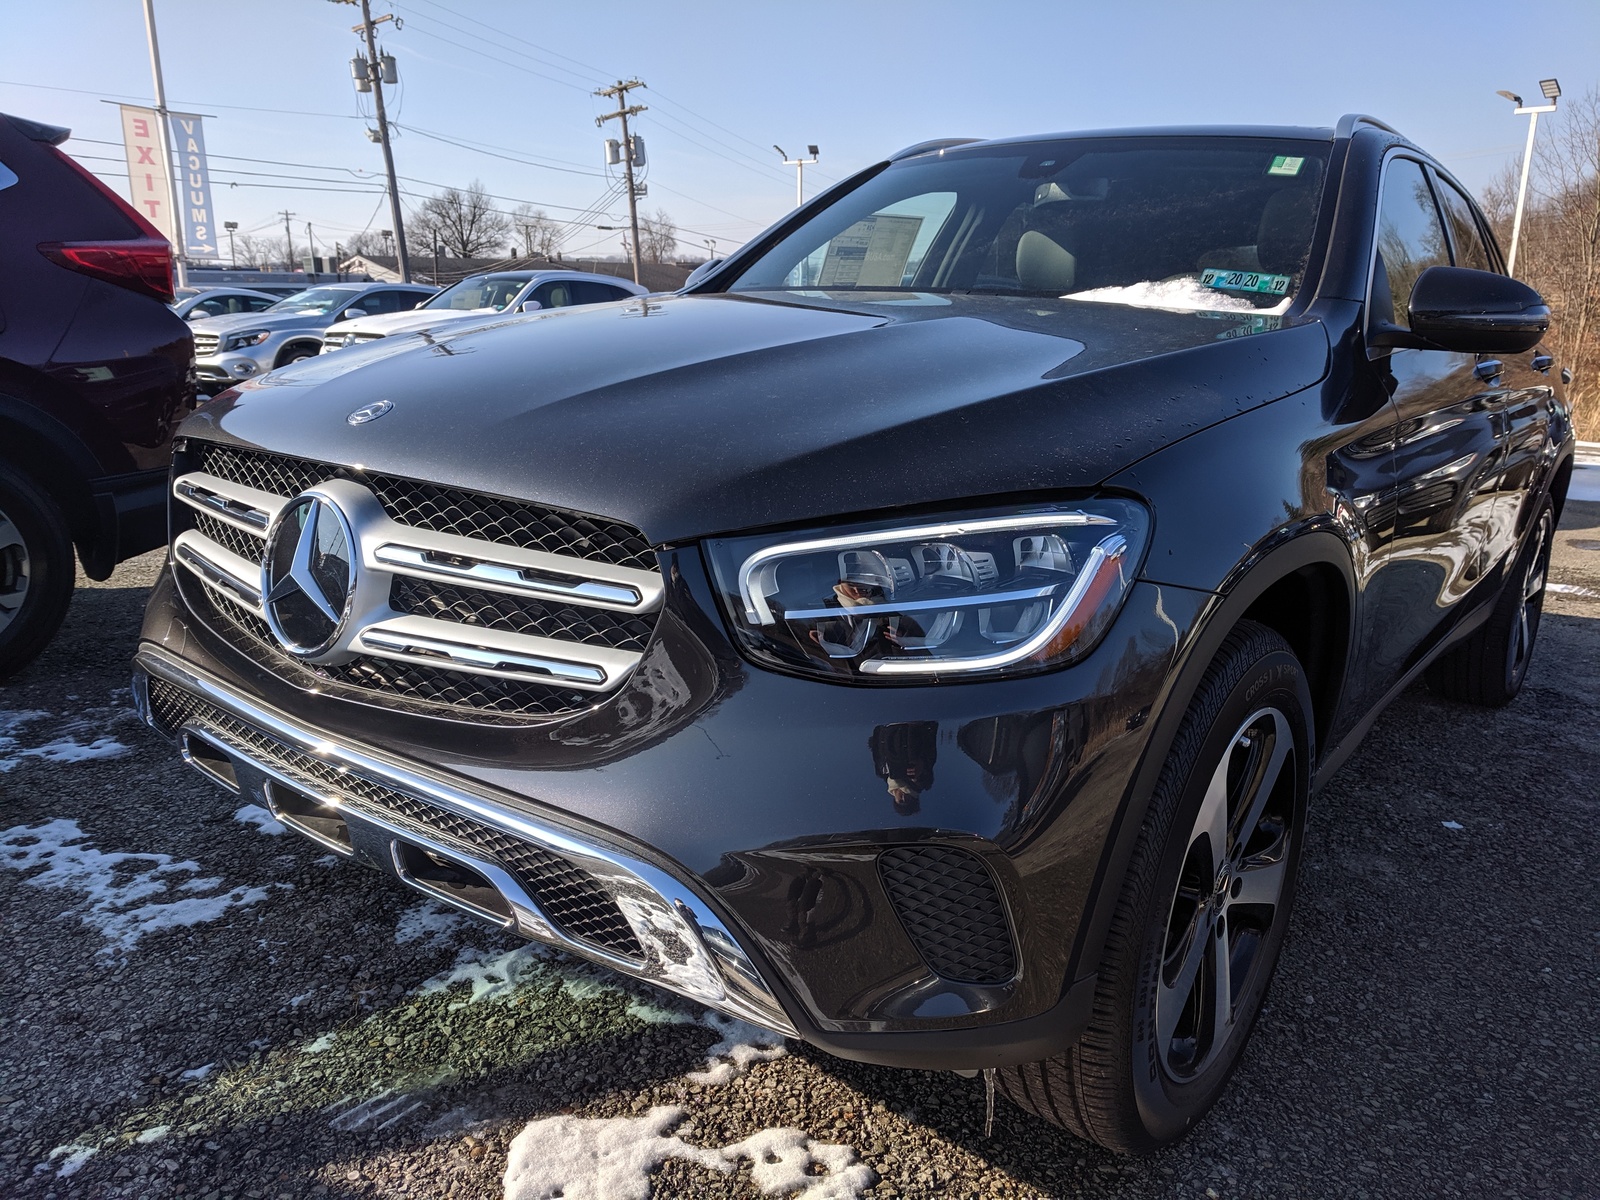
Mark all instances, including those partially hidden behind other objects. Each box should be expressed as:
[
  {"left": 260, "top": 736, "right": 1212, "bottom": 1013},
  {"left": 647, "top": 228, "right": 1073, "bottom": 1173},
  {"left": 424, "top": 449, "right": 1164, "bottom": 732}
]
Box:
[
  {"left": 817, "top": 214, "right": 923, "bottom": 288},
  {"left": 1267, "top": 155, "right": 1305, "bottom": 177},
  {"left": 1200, "top": 268, "right": 1291, "bottom": 296},
  {"left": 1214, "top": 314, "right": 1285, "bottom": 339}
]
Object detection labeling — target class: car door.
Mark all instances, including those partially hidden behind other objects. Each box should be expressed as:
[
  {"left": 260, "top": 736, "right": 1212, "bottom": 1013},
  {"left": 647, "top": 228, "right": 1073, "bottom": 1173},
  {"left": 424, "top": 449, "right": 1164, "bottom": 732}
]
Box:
[
  {"left": 1431, "top": 167, "right": 1557, "bottom": 571},
  {"left": 1361, "top": 155, "right": 1506, "bottom": 694}
]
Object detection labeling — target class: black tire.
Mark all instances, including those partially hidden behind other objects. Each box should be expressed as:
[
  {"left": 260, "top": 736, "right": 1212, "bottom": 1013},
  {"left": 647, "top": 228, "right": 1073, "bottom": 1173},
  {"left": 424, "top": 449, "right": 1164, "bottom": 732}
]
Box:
[
  {"left": 275, "top": 343, "right": 318, "bottom": 368},
  {"left": 997, "top": 620, "right": 1311, "bottom": 1154},
  {"left": 1425, "top": 500, "right": 1554, "bottom": 707},
  {"left": 0, "top": 465, "right": 75, "bottom": 679}
]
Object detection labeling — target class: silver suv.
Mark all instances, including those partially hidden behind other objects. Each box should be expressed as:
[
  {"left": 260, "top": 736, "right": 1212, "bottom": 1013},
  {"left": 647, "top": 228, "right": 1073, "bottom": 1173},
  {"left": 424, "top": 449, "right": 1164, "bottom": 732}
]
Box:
[{"left": 189, "top": 282, "right": 435, "bottom": 392}]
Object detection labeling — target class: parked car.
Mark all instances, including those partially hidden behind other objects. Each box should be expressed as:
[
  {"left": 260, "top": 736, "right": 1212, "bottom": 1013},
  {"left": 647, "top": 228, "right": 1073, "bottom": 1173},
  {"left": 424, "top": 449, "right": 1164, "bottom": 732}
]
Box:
[
  {"left": 136, "top": 117, "right": 1574, "bottom": 1153},
  {"left": 189, "top": 281, "right": 434, "bottom": 392},
  {"left": 171, "top": 286, "right": 281, "bottom": 322},
  {"left": 0, "top": 111, "right": 190, "bottom": 677},
  {"left": 319, "top": 270, "right": 646, "bottom": 352}
]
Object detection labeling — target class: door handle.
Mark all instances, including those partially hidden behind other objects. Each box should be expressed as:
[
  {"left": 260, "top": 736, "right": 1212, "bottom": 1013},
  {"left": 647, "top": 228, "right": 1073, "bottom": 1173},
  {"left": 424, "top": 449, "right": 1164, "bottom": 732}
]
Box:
[
  {"left": 1474, "top": 359, "right": 1504, "bottom": 382},
  {"left": 1531, "top": 354, "right": 1554, "bottom": 373}
]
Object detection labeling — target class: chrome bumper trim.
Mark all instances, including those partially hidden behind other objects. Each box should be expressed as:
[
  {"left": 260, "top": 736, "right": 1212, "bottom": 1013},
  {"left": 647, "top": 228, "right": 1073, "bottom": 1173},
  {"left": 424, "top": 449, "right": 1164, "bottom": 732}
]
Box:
[{"left": 134, "top": 645, "right": 798, "bottom": 1037}]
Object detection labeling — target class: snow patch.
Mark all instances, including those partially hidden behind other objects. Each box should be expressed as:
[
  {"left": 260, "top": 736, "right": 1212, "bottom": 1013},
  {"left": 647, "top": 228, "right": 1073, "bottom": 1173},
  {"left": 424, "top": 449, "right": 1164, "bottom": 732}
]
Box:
[
  {"left": 0, "top": 818, "right": 284, "bottom": 953},
  {"left": 417, "top": 942, "right": 552, "bottom": 1003},
  {"left": 234, "top": 804, "right": 287, "bottom": 835},
  {"left": 1442, "top": 820, "right": 1465, "bottom": 831},
  {"left": 625, "top": 997, "right": 697, "bottom": 1026},
  {"left": 1548, "top": 582, "right": 1600, "bottom": 600},
  {"left": 1066, "top": 277, "right": 1290, "bottom": 315},
  {"left": 133, "top": 1125, "right": 170, "bottom": 1145},
  {"left": 46, "top": 1144, "right": 97, "bottom": 1178},
  {"left": 687, "top": 1012, "right": 788, "bottom": 1085},
  {"left": 501, "top": 1106, "right": 872, "bottom": 1200},
  {"left": 179, "top": 1063, "right": 215, "bottom": 1081},
  {"left": 0, "top": 701, "right": 137, "bottom": 772},
  {"left": 303, "top": 1032, "right": 338, "bottom": 1054},
  {"left": 395, "top": 899, "right": 470, "bottom": 948}
]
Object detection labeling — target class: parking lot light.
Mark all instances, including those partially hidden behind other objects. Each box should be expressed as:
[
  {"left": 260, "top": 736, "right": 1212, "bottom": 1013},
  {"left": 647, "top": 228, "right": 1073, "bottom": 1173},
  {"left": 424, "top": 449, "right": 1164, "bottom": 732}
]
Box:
[{"left": 1501, "top": 79, "right": 1560, "bottom": 276}]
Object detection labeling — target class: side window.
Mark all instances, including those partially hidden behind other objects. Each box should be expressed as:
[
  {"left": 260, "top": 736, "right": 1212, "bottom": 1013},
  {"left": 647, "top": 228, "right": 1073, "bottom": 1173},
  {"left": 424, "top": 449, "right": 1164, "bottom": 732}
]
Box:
[
  {"left": 534, "top": 283, "right": 573, "bottom": 308},
  {"left": 245, "top": 295, "right": 276, "bottom": 312},
  {"left": 605, "top": 285, "right": 637, "bottom": 302},
  {"left": 1431, "top": 174, "right": 1493, "bottom": 273},
  {"left": 1372, "top": 157, "right": 1450, "bottom": 329},
  {"left": 572, "top": 280, "right": 624, "bottom": 305}
]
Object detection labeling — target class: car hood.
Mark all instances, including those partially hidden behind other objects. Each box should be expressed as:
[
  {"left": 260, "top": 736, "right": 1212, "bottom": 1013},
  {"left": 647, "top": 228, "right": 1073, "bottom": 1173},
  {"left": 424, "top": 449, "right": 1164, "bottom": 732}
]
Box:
[
  {"left": 190, "top": 308, "right": 343, "bottom": 336},
  {"left": 325, "top": 308, "right": 491, "bottom": 338},
  {"left": 185, "top": 291, "right": 1330, "bottom": 543}
]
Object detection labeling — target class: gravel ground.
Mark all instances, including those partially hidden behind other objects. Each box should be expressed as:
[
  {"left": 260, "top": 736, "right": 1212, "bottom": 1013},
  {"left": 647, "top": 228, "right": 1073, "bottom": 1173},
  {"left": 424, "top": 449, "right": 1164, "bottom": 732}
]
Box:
[{"left": 1, "top": 501, "right": 1597, "bottom": 1200}]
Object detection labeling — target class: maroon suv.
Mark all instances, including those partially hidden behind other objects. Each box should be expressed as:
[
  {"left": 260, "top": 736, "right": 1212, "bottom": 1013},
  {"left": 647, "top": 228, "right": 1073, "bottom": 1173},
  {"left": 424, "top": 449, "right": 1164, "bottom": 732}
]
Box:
[{"left": 0, "top": 111, "right": 193, "bottom": 676}]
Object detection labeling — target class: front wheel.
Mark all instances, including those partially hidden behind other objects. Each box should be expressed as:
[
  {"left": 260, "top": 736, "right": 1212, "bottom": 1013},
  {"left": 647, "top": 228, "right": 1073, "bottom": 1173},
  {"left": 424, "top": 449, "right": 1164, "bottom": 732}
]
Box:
[
  {"left": 275, "top": 343, "right": 319, "bottom": 368},
  {"left": 997, "top": 621, "right": 1311, "bottom": 1153}
]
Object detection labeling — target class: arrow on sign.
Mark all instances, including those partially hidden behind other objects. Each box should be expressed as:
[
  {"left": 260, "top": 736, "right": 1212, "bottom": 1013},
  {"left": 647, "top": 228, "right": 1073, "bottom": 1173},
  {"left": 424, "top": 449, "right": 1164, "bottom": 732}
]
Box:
[{"left": 188, "top": 243, "right": 216, "bottom": 252}]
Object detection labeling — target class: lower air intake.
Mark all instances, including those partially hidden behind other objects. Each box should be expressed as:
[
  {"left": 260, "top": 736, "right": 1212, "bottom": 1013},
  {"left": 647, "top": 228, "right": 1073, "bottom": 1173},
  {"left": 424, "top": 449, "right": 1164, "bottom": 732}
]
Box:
[{"left": 878, "top": 845, "right": 1017, "bottom": 986}]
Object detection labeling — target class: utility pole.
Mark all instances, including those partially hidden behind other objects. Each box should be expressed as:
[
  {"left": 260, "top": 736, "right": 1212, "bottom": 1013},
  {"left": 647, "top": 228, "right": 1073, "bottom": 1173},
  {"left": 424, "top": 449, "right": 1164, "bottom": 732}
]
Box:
[
  {"left": 595, "top": 79, "right": 646, "bottom": 285},
  {"left": 280, "top": 210, "right": 296, "bottom": 271},
  {"left": 347, "top": 0, "right": 411, "bottom": 281},
  {"left": 775, "top": 144, "right": 819, "bottom": 209},
  {"left": 140, "top": 0, "right": 187, "bottom": 288}
]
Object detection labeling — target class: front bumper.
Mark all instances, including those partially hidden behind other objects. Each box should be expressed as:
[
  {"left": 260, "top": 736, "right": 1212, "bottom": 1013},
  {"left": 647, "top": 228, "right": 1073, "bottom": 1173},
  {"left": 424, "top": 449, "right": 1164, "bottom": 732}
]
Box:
[{"left": 137, "top": 548, "right": 1211, "bottom": 1069}]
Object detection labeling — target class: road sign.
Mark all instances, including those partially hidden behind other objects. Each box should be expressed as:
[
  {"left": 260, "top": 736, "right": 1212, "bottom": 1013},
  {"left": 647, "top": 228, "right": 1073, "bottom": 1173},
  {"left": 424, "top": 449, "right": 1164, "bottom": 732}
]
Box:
[
  {"left": 168, "top": 112, "right": 219, "bottom": 260},
  {"left": 118, "top": 104, "right": 176, "bottom": 245}
]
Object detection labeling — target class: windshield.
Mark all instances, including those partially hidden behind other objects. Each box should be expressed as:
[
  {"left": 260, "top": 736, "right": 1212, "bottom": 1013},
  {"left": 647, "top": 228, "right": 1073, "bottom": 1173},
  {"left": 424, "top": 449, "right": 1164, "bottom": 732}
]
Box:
[
  {"left": 728, "top": 136, "right": 1329, "bottom": 314},
  {"left": 268, "top": 288, "right": 361, "bottom": 314},
  {"left": 422, "top": 274, "right": 533, "bottom": 312}
]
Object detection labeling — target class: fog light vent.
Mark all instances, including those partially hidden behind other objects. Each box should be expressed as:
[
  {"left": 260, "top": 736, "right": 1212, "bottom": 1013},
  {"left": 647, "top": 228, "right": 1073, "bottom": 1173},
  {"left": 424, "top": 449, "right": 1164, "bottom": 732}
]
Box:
[{"left": 879, "top": 845, "right": 1017, "bottom": 985}]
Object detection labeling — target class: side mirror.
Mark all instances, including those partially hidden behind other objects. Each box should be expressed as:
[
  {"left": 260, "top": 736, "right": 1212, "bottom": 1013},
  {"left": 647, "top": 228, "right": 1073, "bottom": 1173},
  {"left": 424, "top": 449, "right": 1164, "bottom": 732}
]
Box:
[
  {"left": 341, "top": 307, "right": 367, "bottom": 320},
  {"left": 683, "top": 258, "right": 724, "bottom": 289},
  {"left": 518, "top": 300, "right": 542, "bottom": 312},
  {"left": 1374, "top": 266, "right": 1549, "bottom": 354}
]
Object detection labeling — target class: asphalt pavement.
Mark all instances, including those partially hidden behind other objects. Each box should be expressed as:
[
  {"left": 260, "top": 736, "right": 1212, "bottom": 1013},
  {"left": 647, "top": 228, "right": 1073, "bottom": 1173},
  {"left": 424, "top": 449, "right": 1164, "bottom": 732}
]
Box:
[{"left": 2, "top": 500, "right": 1596, "bottom": 1200}]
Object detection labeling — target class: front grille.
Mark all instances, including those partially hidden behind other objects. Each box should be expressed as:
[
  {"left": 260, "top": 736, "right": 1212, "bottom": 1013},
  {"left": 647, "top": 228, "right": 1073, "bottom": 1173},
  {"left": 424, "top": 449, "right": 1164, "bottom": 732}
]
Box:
[
  {"left": 193, "top": 332, "right": 220, "bottom": 355},
  {"left": 146, "top": 675, "right": 643, "bottom": 959},
  {"left": 879, "top": 846, "right": 1017, "bottom": 985},
  {"left": 174, "top": 441, "right": 661, "bottom": 722},
  {"left": 390, "top": 577, "right": 654, "bottom": 653}
]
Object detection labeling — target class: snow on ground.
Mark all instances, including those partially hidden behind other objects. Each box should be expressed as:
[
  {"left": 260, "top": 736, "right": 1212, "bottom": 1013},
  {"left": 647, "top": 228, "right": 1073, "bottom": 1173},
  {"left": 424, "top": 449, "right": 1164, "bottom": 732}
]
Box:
[
  {"left": 233, "top": 804, "right": 287, "bottom": 835},
  {"left": 1065, "top": 276, "right": 1292, "bottom": 315},
  {"left": 0, "top": 698, "right": 137, "bottom": 773},
  {"left": 0, "top": 817, "right": 284, "bottom": 953},
  {"left": 687, "top": 1012, "right": 788, "bottom": 1085},
  {"left": 501, "top": 1105, "right": 875, "bottom": 1200},
  {"left": 1567, "top": 460, "right": 1600, "bottom": 503}
]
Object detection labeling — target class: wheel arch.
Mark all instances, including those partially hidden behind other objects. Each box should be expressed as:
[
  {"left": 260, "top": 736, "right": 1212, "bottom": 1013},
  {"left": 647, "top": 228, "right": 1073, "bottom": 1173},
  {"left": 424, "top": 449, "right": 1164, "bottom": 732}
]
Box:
[
  {"left": 273, "top": 338, "right": 324, "bottom": 368},
  {"left": 0, "top": 382, "right": 106, "bottom": 556},
  {"left": 1065, "top": 529, "right": 1356, "bottom": 989}
]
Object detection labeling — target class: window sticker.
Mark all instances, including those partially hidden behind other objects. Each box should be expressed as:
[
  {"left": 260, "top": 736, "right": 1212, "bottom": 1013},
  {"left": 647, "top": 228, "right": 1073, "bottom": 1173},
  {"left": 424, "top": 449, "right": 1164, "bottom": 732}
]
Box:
[
  {"left": 1267, "top": 155, "right": 1305, "bottom": 177},
  {"left": 817, "top": 214, "right": 924, "bottom": 287},
  {"left": 1200, "top": 268, "right": 1291, "bottom": 296}
]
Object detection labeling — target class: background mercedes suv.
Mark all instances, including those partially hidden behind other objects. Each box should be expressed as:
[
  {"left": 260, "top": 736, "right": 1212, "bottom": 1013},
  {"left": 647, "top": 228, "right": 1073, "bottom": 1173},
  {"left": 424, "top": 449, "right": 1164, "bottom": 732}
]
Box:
[{"left": 136, "top": 115, "right": 1573, "bottom": 1153}]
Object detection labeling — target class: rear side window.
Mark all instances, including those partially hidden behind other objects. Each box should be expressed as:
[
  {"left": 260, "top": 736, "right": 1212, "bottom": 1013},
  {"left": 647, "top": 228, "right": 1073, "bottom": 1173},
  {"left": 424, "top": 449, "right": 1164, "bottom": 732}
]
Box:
[
  {"left": 1431, "top": 174, "right": 1494, "bottom": 273},
  {"left": 360, "top": 290, "right": 414, "bottom": 314},
  {"left": 1372, "top": 157, "right": 1450, "bottom": 329},
  {"left": 572, "top": 280, "right": 627, "bottom": 305}
]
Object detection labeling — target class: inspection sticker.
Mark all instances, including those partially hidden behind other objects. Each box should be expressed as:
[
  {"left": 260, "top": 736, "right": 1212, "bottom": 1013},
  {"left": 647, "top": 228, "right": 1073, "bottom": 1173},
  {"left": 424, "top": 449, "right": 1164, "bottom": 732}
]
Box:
[
  {"left": 1200, "top": 268, "right": 1291, "bottom": 296},
  {"left": 1268, "top": 155, "right": 1306, "bottom": 176}
]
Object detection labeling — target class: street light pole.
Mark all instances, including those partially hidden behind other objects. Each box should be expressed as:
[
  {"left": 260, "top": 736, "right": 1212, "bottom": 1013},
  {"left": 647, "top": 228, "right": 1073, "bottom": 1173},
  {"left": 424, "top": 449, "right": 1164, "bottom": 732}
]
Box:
[
  {"left": 1498, "top": 79, "right": 1560, "bottom": 277},
  {"left": 140, "top": 0, "right": 186, "bottom": 289},
  {"left": 775, "top": 144, "right": 819, "bottom": 208}
]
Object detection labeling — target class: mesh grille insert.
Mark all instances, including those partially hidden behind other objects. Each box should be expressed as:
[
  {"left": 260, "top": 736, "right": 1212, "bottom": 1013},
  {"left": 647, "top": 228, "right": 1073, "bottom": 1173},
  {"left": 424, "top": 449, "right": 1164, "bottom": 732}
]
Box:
[
  {"left": 191, "top": 512, "right": 265, "bottom": 566},
  {"left": 390, "top": 577, "right": 655, "bottom": 653},
  {"left": 145, "top": 675, "right": 643, "bottom": 959},
  {"left": 879, "top": 845, "right": 1017, "bottom": 985}
]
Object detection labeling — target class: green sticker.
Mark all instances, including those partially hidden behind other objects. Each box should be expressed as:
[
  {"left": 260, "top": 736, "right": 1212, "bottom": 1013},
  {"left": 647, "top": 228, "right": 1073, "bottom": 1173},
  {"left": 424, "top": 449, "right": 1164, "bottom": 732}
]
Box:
[
  {"left": 1268, "top": 155, "right": 1305, "bottom": 177},
  {"left": 1200, "top": 267, "right": 1291, "bottom": 296}
]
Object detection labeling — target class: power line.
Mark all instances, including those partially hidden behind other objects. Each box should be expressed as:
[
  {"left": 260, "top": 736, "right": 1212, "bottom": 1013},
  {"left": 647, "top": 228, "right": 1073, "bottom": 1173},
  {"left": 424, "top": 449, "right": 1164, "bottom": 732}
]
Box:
[{"left": 0, "top": 77, "right": 365, "bottom": 120}]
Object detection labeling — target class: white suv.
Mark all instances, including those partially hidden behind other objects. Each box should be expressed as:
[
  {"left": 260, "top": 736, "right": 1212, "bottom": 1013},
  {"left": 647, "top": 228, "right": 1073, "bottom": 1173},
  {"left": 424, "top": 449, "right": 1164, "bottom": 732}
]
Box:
[{"left": 320, "top": 269, "right": 646, "bottom": 352}]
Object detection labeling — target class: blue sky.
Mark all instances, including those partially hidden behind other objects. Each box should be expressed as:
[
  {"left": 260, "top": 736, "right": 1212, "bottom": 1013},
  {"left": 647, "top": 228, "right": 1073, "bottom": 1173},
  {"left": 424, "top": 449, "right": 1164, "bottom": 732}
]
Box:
[{"left": 2, "top": 0, "right": 1596, "bottom": 262}]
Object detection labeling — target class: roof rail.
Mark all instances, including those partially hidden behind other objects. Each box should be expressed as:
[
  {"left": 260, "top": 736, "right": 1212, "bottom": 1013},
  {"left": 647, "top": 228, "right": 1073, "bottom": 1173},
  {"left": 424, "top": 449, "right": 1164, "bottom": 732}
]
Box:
[
  {"left": 1335, "top": 114, "right": 1404, "bottom": 140},
  {"left": 889, "top": 137, "right": 982, "bottom": 161}
]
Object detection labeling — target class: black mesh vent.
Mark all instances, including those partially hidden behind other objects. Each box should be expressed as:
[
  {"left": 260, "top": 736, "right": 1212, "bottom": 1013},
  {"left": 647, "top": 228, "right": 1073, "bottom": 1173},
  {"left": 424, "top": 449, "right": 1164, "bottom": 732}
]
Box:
[
  {"left": 191, "top": 512, "right": 265, "bottom": 566},
  {"left": 144, "top": 677, "right": 643, "bottom": 959},
  {"left": 879, "top": 846, "right": 1017, "bottom": 985},
  {"left": 390, "top": 577, "right": 655, "bottom": 653},
  {"left": 318, "top": 655, "right": 595, "bottom": 719},
  {"left": 188, "top": 441, "right": 656, "bottom": 570}
]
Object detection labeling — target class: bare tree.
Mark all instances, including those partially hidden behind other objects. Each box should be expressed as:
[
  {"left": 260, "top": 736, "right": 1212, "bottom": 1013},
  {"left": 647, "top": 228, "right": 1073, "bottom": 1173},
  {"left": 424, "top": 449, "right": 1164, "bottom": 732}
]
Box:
[
  {"left": 637, "top": 208, "right": 678, "bottom": 263},
  {"left": 233, "top": 233, "right": 267, "bottom": 269},
  {"left": 1480, "top": 87, "right": 1600, "bottom": 439},
  {"left": 343, "top": 229, "right": 393, "bottom": 259},
  {"left": 510, "top": 204, "right": 563, "bottom": 259},
  {"left": 407, "top": 180, "right": 511, "bottom": 258}
]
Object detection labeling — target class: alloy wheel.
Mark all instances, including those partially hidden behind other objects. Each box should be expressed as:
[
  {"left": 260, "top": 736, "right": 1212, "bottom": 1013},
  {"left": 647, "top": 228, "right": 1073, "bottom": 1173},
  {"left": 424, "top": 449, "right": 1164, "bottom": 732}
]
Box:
[
  {"left": 1507, "top": 509, "right": 1553, "bottom": 682},
  {"left": 0, "top": 504, "right": 29, "bottom": 635},
  {"left": 1156, "top": 706, "right": 1297, "bottom": 1082}
]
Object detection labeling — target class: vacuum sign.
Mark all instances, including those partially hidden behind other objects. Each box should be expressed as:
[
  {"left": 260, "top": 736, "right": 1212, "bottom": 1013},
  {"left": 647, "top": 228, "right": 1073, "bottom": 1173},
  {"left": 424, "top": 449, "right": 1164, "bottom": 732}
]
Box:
[{"left": 168, "top": 112, "right": 219, "bottom": 260}]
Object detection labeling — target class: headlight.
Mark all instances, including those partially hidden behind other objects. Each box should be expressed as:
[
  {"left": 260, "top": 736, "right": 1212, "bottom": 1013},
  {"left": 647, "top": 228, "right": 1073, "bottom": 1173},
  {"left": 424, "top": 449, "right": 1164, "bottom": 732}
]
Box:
[
  {"left": 221, "top": 329, "right": 272, "bottom": 352},
  {"left": 705, "top": 499, "right": 1149, "bottom": 683}
]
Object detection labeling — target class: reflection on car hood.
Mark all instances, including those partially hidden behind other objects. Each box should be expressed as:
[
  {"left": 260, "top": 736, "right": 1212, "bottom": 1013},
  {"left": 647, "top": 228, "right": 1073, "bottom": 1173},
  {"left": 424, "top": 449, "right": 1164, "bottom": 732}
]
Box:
[
  {"left": 323, "top": 307, "right": 493, "bottom": 339},
  {"left": 185, "top": 292, "right": 1330, "bottom": 542}
]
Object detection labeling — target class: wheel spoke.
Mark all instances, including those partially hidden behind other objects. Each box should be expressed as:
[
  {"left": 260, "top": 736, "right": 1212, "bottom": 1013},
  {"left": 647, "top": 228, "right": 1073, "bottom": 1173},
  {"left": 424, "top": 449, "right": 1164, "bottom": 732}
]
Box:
[
  {"left": 1231, "top": 713, "right": 1291, "bottom": 862},
  {"left": 1209, "top": 924, "right": 1234, "bottom": 1051},
  {"left": 1195, "top": 754, "right": 1232, "bottom": 876},
  {"left": 1157, "top": 909, "right": 1211, "bottom": 1047},
  {"left": 0, "top": 515, "right": 24, "bottom": 555},
  {"left": 1229, "top": 850, "right": 1288, "bottom": 909}
]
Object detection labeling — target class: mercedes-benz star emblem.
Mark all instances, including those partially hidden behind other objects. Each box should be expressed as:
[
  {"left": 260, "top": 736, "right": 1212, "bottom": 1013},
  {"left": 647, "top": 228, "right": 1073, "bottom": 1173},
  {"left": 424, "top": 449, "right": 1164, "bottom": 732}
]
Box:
[
  {"left": 347, "top": 399, "right": 393, "bottom": 425},
  {"left": 262, "top": 494, "right": 356, "bottom": 657}
]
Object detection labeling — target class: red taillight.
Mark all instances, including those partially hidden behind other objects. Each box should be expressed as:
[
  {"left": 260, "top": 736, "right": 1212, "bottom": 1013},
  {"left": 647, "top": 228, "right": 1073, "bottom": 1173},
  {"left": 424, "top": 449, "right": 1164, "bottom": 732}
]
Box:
[
  {"left": 37, "top": 144, "right": 176, "bottom": 302},
  {"left": 39, "top": 238, "right": 175, "bottom": 303}
]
